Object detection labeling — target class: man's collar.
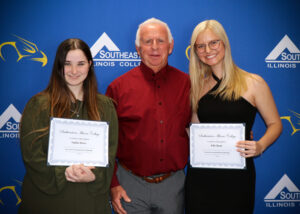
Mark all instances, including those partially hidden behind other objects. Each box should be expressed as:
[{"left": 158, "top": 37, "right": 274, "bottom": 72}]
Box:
[{"left": 140, "top": 62, "right": 168, "bottom": 81}]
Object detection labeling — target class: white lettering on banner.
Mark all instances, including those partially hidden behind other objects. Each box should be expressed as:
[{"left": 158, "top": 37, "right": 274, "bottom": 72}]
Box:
[
  {"left": 266, "top": 202, "right": 295, "bottom": 207},
  {"left": 280, "top": 192, "right": 300, "bottom": 200},
  {"left": 281, "top": 53, "right": 300, "bottom": 61},
  {"left": 0, "top": 104, "right": 21, "bottom": 140},
  {"left": 6, "top": 122, "right": 19, "bottom": 130},
  {"left": 0, "top": 132, "right": 20, "bottom": 139},
  {"left": 91, "top": 32, "right": 141, "bottom": 67},
  {"left": 265, "top": 35, "right": 300, "bottom": 69},
  {"left": 99, "top": 50, "right": 139, "bottom": 59},
  {"left": 119, "top": 61, "right": 140, "bottom": 67},
  {"left": 95, "top": 61, "right": 115, "bottom": 67},
  {"left": 264, "top": 174, "right": 300, "bottom": 208},
  {"left": 267, "top": 63, "right": 296, "bottom": 69}
]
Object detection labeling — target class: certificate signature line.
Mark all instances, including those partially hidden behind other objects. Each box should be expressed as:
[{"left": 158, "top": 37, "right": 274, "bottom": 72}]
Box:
[
  {"left": 204, "top": 152, "right": 230, "bottom": 154},
  {"left": 65, "top": 149, "right": 93, "bottom": 152},
  {"left": 207, "top": 141, "right": 226, "bottom": 143}
]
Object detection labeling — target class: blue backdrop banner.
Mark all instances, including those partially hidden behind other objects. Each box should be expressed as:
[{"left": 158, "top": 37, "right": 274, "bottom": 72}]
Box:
[{"left": 0, "top": 0, "right": 299, "bottom": 213}]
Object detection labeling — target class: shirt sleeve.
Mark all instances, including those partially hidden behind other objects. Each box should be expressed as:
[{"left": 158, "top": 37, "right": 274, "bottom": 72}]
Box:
[
  {"left": 86, "top": 96, "right": 119, "bottom": 194},
  {"left": 105, "top": 83, "right": 116, "bottom": 102},
  {"left": 185, "top": 75, "right": 192, "bottom": 127},
  {"left": 20, "top": 95, "right": 67, "bottom": 195},
  {"left": 105, "top": 83, "right": 121, "bottom": 188}
]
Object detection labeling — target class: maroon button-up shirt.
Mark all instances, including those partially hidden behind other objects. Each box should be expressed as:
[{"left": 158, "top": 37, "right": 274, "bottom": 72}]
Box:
[{"left": 106, "top": 62, "right": 191, "bottom": 187}]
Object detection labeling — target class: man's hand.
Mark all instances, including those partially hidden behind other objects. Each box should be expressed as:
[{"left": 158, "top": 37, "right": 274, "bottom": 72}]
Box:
[{"left": 110, "top": 185, "right": 131, "bottom": 214}]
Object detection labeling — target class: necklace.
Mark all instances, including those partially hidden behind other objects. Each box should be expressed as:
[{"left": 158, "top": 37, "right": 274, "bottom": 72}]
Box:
[{"left": 70, "top": 101, "right": 83, "bottom": 118}]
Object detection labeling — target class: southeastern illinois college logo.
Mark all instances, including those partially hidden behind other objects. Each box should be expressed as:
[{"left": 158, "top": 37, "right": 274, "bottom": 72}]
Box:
[
  {"left": 264, "top": 174, "right": 300, "bottom": 208},
  {"left": 0, "top": 104, "right": 21, "bottom": 139},
  {"left": 266, "top": 35, "right": 299, "bottom": 69},
  {"left": 91, "top": 32, "right": 140, "bottom": 67},
  {"left": 0, "top": 35, "right": 47, "bottom": 67}
]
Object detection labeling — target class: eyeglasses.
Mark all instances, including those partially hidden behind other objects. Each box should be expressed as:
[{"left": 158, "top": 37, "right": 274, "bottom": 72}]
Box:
[{"left": 194, "top": 40, "right": 221, "bottom": 53}]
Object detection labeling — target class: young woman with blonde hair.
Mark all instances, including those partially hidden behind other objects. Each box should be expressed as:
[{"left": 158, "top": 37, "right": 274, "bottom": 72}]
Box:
[{"left": 186, "top": 20, "right": 282, "bottom": 213}]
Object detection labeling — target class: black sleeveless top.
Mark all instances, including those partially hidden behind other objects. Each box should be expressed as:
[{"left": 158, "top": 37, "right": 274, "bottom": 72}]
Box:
[
  {"left": 197, "top": 73, "right": 257, "bottom": 140},
  {"left": 186, "top": 73, "right": 258, "bottom": 213}
]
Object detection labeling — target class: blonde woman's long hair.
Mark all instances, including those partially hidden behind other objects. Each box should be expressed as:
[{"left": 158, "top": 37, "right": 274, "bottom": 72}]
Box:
[{"left": 189, "top": 20, "right": 249, "bottom": 112}]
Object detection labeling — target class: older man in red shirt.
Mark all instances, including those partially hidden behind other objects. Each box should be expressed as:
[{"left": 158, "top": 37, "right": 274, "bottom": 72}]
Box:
[{"left": 106, "top": 18, "right": 190, "bottom": 214}]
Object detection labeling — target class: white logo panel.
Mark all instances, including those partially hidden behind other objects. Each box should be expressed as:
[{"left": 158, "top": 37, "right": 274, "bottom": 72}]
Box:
[
  {"left": 0, "top": 104, "right": 21, "bottom": 139},
  {"left": 265, "top": 35, "right": 299, "bottom": 69},
  {"left": 91, "top": 32, "right": 140, "bottom": 68},
  {"left": 90, "top": 32, "right": 120, "bottom": 57},
  {"left": 264, "top": 174, "right": 300, "bottom": 208}
]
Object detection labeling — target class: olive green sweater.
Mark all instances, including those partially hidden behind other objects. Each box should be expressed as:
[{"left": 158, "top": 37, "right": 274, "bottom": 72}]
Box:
[{"left": 19, "top": 94, "right": 118, "bottom": 214}]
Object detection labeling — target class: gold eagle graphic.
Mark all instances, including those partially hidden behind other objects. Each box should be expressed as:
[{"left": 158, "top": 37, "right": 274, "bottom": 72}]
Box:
[
  {"left": 281, "top": 110, "right": 300, "bottom": 136},
  {"left": 0, "top": 35, "right": 47, "bottom": 67},
  {"left": 0, "top": 180, "right": 22, "bottom": 206}
]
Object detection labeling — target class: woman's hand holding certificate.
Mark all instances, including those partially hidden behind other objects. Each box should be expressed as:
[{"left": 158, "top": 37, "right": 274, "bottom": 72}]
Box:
[
  {"left": 236, "top": 140, "right": 264, "bottom": 158},
  {"left": 65, "top": 164, "right": 96, "bottom": 182}
]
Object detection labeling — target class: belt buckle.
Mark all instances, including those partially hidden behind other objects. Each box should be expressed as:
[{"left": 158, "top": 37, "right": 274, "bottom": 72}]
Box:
[{"left": 143, "top": 173, "right": 171, "bottom": 183}]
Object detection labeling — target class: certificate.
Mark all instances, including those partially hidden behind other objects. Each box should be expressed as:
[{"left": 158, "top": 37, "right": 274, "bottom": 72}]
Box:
[
  {"left": 190, "top": 123, "right": 246, "bottom": 169},
  {"left": 47, "top": 117, "right": 109, "bottom": 167}
]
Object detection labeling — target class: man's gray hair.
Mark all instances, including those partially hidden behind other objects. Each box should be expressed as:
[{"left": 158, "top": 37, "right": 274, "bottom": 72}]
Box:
[{"left": 135, "top": 18, "right": 173, "bottom": 47}]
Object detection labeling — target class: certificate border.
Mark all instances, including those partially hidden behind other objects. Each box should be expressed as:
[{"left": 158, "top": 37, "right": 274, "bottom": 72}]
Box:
[
  {"left": 190, "top": 123, "right": 246, "bottom": 170},
  {"left": 47, "top": 117, "right": 109, "bottom": 167}
]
